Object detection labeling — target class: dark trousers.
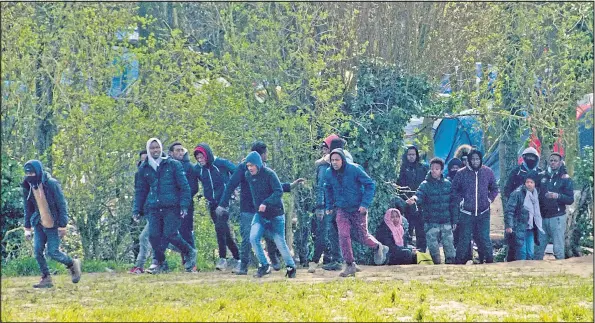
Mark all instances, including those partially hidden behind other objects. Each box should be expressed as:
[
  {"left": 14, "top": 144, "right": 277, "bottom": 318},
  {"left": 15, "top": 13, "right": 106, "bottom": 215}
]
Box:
[
  {"left": 405, "top": 205, "right": 426, "bottom": 252},
  {"left": 179, "top": 204, "right": 195, "bottom": 248},
  {"left": 455, "top": 211, "right": 493, "bottom": 264},
  {"left": 33, "top": 224, "right": 73, "bottom": 276},
  {"left": 148, "top": 207, "right": 193, "bottom": 263},
  {"left": 209, "top": 204, "right": 239, "bottom": 260},
  {"left": 453, "top": 224, "right": 473, "bottom": 262}
]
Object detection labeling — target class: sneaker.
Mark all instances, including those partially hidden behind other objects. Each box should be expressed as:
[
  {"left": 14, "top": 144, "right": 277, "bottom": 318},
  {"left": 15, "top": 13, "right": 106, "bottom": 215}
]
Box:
[
  {"left": 322, "top": 261, "right": 343, "bottom": 271},
  {"left": 374, "top": 244, "right": 389, "bottom": 265},
  {"left": 353, "top": 262, "right": 362, "bottom": 272},
  {"left": 184, "top": 248, "right": 198, "bottom": 271},
  {"left": 285, "top": 266, "right": 297, "bottom": 278},
  {"left": 231, "top": 260, "right": 242, "bottom": 274},
  {"left": 271, "top": 260, "right": 281, "bottom": 271},
  {"left": 185, "top": 265, "right": 199, "bottom": 273},
  {"left": 146, "top": 263, "right": 160, "bottom": 274},
  {"left": 33, "top": 275, "right": 53, "bottom": 288},
  {"left": 160, "top": 261, "right": 170, "bottom": 273},
  {"left": 147, "top": 261, "right": 169, "bottom": 274},
  {"left": 215, "top": 258, "right": 227, "bottom": 271},
  {"left": 235, "top": 265, "right": 248, "bottom": 275},
  {"left": 339, "top": 263, "right": 357, "bottom": 277},
  {"left": 69, "top": 259, "right": 82, "bottom": 283},
  {"left": 307, "top": 262, "right": 318, "bottom": 273},
  {"left": 128, "top": 266, "right": 144, "bottom": 274},
  {"left": 253, "top": 264, "right": 271, "bottom": 278}
]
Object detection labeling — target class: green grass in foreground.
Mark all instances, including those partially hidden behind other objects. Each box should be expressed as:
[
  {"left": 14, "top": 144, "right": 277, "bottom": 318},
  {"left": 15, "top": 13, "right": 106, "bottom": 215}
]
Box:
[{"left": 1, "top": 271, "right": 592, "bottom": 322}]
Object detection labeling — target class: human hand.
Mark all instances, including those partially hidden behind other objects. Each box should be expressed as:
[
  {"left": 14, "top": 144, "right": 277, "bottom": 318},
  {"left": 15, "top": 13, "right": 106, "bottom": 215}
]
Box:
[
  {"left": 259, "top": 204, "right": 267, "bottom": 213},
  {"left": 24, "top": 228, "right": 33, "bottom": 241}
]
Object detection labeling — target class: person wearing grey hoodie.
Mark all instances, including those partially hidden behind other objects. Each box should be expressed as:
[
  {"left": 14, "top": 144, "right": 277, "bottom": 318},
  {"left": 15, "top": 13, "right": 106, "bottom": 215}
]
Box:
[{"left": 133, "top": 138, "right": 197, "bottom": 273}]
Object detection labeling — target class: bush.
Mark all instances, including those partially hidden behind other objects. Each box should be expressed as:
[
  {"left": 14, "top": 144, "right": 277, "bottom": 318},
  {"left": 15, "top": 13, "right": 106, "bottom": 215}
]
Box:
[{"left": 1, "top": 154, "right": 24, "bottom": 261}]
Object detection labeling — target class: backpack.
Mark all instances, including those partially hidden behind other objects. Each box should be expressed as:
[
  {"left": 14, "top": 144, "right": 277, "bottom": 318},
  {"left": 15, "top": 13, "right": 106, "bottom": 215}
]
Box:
[{"left": 416, "top": 252, "right": 434, "bottom": 265}]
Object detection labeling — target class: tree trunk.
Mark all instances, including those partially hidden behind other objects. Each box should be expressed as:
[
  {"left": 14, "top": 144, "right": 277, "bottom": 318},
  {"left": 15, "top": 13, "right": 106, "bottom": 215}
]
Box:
[{"left": 565, "top": 188, "right": 591, "bottom": 258}]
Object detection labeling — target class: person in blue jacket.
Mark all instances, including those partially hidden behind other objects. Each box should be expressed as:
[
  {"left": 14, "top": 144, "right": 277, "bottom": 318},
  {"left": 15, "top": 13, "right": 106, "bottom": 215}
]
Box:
[{"left": 324, "top": 148, "right": 388, "bottom": 277}]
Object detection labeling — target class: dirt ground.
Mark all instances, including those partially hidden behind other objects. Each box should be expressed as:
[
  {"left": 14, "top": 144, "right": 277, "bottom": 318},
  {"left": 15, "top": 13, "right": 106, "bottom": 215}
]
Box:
[{"left": 126, "top": 254, "right": 593, "bottom": 285}]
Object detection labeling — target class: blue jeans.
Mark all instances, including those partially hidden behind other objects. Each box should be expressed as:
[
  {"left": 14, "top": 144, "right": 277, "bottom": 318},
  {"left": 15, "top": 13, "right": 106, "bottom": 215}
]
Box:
[
  {"left": 534, "top": 214, "right": 566, "bottom": 260},
  {"left": 33, "top": 224, "right": 73, "bottom": 276},
  {"left": 239, "top": 212, "right": 278, "bottom": 267},
  {"left": 250, "top": 213, "right": 295, "bottom": 268},
  {"left": 518, "top": 229, "right": 545, "bottom": 260}
]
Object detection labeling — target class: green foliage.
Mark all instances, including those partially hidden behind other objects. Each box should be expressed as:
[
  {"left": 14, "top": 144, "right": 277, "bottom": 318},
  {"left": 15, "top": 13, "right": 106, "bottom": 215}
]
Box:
[
  {"left": 1, "top": 154, "right": 24, "bottom": 260},
  {"left": 342, "top": 58, "right": 433, "bottom": 263}
]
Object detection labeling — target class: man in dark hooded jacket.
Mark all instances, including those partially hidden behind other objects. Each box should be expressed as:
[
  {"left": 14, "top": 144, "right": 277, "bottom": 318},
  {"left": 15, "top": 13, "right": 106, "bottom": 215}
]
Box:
[
  {"left": 446, "top": 158, "right": 463, "bottom": 182},
  {"left": 504, "top": 147, "right": 543, "bottom": 201},
  {"left": 502, "top": 147, "right": 543, "bottom": 261},
  {"left": 217, "top": 141, "right": 303, "bottom": 275},
  {"left": 244, "top": 151, "right": 297, "bottom": 278},
  {"left": 133, "top": 138, "right": 197, "bottom": 273},
  {"left": 534, "top": 152, "right": 574, "bottom": 260},
  {"left": 23, "top": 160, "right": 82, "bottom": 288},
  {"left": 396, "top": 145, "right": 429, "bottom": 252},
  {"left": 451, "top": 149, "right": 499, "bottom": 264},
  {"left": 193, "top": 143, "right": 240, "bottom": 271}
]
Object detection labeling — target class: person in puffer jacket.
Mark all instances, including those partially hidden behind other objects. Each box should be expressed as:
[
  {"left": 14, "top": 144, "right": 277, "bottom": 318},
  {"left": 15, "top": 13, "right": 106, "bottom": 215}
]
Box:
[
  {"left": 534, "top": 152, "right": 574, "bottom": 260},
  {"left": 407, "top": 158, "right": 457, "bottom": 264},
  {"left": 504, "top": 171, "right": 545, "bottom": 261},
  {"left": 23, "top": 159, "right": 82, "bottom": 288},
  {"left": 193, "top": 143, "right": 240, "bottom": 271},
  {"left": 133, "top": 138, "right": 197, "bottom": 273},
  {"left": 451, "top": 149, "right": 499, "bottom": 264}
]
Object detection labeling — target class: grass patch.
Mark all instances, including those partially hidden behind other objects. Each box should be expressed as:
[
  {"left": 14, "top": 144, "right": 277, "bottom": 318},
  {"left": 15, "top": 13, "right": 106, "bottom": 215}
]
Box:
[{"left": 1, "top": 267, "right": 592, "bottom": 322}]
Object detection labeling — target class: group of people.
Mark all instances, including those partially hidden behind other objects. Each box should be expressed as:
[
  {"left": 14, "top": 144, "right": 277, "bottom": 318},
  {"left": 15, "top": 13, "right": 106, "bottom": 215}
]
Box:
[{"left": 21, "top": 133, "right": 575, "bottom": 287}]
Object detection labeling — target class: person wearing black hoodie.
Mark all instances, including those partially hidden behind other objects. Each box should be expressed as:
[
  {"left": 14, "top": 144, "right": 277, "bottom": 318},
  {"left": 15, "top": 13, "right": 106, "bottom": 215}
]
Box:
[
  {"left": 193, "top": 143, "right": 240, "bottom": 271},
  {"left": 23, "top": 160, "right": 82, "bottom": 288},
  {"left": 133, "top": 138, "right": 197, "bottom": 273},
  {"left": 502, "top": 147, "right": 543, "bottom": 262},
  {"left": 244, "top": 151, "right": 297, "bottom": 278},
  {"left": 396, "top": 145, "right": 429, "bottom": 252},
  {"left": 446, "top": 158, "right": 463, "bottom": 182}
]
